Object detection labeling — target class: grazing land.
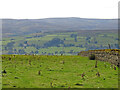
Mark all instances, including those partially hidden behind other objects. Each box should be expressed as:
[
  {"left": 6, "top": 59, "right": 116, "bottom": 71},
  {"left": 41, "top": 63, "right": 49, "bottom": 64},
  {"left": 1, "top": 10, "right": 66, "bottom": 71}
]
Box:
[
  {"left": 1, "top": 18, "right": 118, "bottom": 89},
  {"left": 2, "top": 55, "right": 118, "bottom": 88},
  {"left": 2, "top": 30, "right": 118, "bottom": 55}
]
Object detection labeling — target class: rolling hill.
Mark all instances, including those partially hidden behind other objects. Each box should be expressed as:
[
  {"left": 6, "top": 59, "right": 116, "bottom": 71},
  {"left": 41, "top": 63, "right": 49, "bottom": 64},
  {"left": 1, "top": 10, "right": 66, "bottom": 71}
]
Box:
[{"left": 2, "top": 17, "right": 118, "bottom": 37}]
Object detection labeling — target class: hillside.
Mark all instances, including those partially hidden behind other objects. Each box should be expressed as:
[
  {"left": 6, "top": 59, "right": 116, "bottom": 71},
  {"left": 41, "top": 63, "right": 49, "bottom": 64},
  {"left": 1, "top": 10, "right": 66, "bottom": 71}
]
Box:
[
  {"left": 2, "top": 30, "right": 118, "bottom": 55},
  {"left": 2, "top": 17, "right": 117, "bottom": 37}
]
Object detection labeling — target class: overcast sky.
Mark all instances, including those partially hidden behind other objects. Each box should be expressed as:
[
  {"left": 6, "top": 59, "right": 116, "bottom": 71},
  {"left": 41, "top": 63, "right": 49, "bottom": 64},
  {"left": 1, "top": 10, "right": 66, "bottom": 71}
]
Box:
[{"left": 0, "top": 0, "right": 119, "bottom": 19}]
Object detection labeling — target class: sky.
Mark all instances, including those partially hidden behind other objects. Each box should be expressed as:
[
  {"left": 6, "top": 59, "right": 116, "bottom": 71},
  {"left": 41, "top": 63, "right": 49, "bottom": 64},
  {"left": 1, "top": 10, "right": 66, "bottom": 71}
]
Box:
[{"left": 0, "top": 0, "right": 119, "bottom": 19}]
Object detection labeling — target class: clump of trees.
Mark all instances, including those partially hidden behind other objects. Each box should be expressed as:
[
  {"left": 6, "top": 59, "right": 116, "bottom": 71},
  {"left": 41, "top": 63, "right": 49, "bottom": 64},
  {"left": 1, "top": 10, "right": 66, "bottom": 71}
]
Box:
[
  {"left": 70, "top": 34, "right": 77, "bottom": 42},
  {"left": 44, "top": 38, "right": 64, "bottom": 47}
]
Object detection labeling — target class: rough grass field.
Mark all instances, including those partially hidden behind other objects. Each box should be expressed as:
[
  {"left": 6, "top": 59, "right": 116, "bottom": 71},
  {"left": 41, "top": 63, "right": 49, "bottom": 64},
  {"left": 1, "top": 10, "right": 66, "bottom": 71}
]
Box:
[{"left": 2, "top": 55, "right": 118, "bottom": 88}]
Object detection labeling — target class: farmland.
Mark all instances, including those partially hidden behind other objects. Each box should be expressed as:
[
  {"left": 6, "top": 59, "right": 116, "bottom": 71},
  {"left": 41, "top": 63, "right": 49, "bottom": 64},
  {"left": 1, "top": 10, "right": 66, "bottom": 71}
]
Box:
[
  {"left": 2, "top": 30, "right": 118, "bottom": 55},
  {"left": 2, "top": 55, "right": 118, "bottom": 88},
  {"left": 1, "top": 18, "right": 119, "bottom": 89}
]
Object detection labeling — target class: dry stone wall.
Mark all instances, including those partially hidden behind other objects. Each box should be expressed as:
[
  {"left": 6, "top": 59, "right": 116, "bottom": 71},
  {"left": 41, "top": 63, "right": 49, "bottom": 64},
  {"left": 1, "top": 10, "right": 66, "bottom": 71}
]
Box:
[{"left": 78, "top": 50, "right": 120, "bottom": 67}]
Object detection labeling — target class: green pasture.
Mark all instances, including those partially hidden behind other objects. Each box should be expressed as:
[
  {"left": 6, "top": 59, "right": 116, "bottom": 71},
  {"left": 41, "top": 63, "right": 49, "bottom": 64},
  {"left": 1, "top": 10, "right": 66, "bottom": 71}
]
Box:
[{"left": 2, "top": 55, "right": 118, "bottom": 88}]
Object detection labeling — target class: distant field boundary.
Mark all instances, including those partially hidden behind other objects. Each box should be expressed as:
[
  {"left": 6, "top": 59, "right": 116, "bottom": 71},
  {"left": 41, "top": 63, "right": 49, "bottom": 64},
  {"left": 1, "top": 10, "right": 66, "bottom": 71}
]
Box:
[{"left": 78, "top": 49, "right": 120, "bottom": 67}]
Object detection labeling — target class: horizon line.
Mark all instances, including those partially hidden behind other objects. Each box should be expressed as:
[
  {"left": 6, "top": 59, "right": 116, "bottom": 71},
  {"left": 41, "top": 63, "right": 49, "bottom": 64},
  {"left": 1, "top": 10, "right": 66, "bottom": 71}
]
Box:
[{"left": 0, "top": 17, "right": 118, "bottom": 20}]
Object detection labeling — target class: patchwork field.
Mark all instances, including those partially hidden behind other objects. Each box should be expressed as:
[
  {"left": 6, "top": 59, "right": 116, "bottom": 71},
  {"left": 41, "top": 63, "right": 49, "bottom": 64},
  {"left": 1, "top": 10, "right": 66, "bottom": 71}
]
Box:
[
  {"left": 2, "top": 55, "right": 118, "bottom": 88},
  {"left": 2, "top": 30, "right": 118, "bottom": 55}
]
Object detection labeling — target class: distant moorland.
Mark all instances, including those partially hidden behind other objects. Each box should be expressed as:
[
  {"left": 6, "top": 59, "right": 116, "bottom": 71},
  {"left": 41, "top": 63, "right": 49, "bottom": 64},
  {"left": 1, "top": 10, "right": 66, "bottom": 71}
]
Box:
[{"left": 2, "top": 17, "right": 117, "bottom": 37}]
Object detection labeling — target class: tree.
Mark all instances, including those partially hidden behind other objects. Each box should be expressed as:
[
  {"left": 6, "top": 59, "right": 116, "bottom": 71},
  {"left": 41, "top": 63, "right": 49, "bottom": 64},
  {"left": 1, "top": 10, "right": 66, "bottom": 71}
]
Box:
[
  {"left": 19, "top": 43, "right": 24, "bottom": 47},
  {"left": 70, "top": 34, "right": 77, "bottom": 38},
  {"left": 94, "top": 41, "right": 98, "bottom": 44},
  {"left": 44, "top": 38, "right": 64, "bottom": 47},
  {"left": 30, "top": 51, "right": 34, "bottom": 54},
  {"left": 60, "top": 51, "right": 65, "bottom": 54},
  {"left": 70, "top": 34, "right": 77, "bottom": 42},
  {"left": 69, "top": 50, "right": 74, "bottom": 54},
  {"left": 6, "top": 42, "right": 15, "bottom": 50},
  {"left": 18, "top": 49, "right": 26, "bottom": 54},
  {"left": 35, "top": 51, "right": 39, "bottom": 54},
  {"left": 24, "top": 41, "right": 28, "bottom": 44},
  {"left": 55, "top": 51, "right": 58, "bottom": 55},
  {"left": 86, "top": 37, "right": 91, "bottom": 40}
]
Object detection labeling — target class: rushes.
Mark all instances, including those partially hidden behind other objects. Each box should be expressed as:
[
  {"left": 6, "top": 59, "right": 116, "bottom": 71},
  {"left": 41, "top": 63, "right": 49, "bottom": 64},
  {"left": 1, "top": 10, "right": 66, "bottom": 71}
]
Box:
[
  {"left": 29, "top": 60, "right": 31, "bottom": 65},
  {"left": 38, "top": 70, "right": 41, "bottom": 75},
  {"left": 9, "top": 57, "right": 11, "bottom": 61},
  {"left": 60, "top": 60, "right": 65, "bottom": 64},
  {"left": 111, "top": 64, "right": 117, "bottom": 70},
  {"left": 95, "top": 60, "right": 97, "bottom": 68},
  {"left": 62, "top": 60, "right": 65, "bottom": 64},
  {"left": 96, "top": 72, "right": 100, "bottom": 77},
  {"left": 81, "top": 72, "right": 85, "bottom": 78},
  {"left": 2, "top": 70, "right": 7, "bottom": 77},
  {"left": 111, "top": 64, "right": 113, "bottom": 68},
  {"left": 2, "top": 55, "right": 118, "bottom": 88},
  {"left": 2, "top": 70, "right": 7, "bottom": 74},
  {"left": 68, "top": 87, "right": 70, "bottom": 90},
  {"left": 114, "top": 66, "right": 116, "bottom": 70},
  {"left": 50, "top": 82, "right": 53, "bottom": 88},
  {"left": 81, "top": 72, "right": 85, "bottom": 81},
  {"left": 104, "top": 64, "right": 107, "bottom": 68}
]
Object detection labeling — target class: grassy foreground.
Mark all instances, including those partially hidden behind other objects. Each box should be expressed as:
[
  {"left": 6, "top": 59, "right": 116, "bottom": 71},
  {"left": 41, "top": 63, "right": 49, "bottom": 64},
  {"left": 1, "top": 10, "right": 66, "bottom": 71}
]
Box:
[{"left": 2, "top": 55, "right": 118, "bottom": 88}]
